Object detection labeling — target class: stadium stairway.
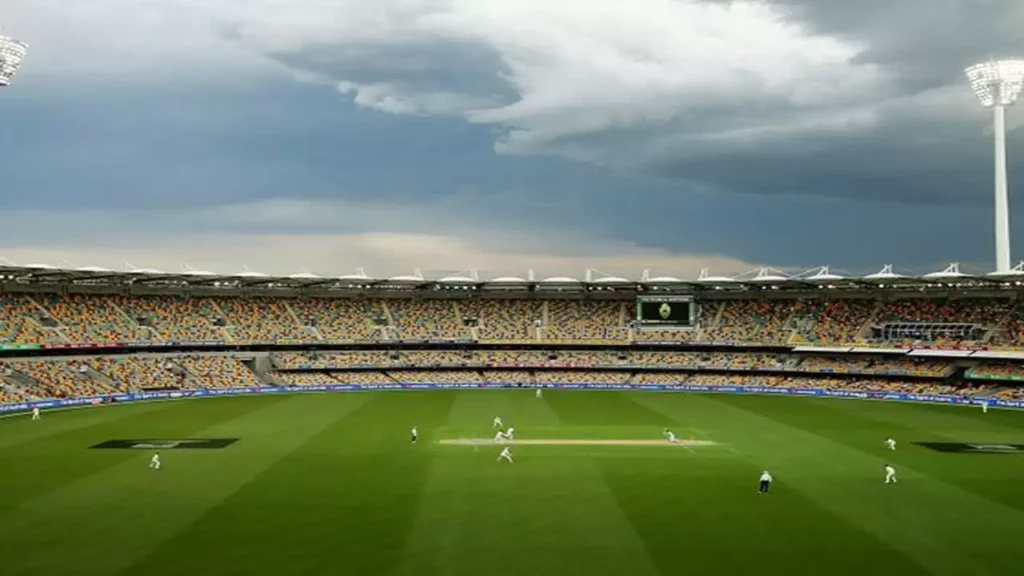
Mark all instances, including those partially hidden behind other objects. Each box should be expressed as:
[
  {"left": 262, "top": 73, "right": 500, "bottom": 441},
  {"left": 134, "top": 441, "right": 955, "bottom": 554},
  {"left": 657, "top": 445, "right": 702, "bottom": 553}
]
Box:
[
  {"left": 207, "top": 300, "right": 237, "bottom": 343},
  {"left": 83, "top": 363, "right": 121, "bottom": 391},
  {"left": 23, "top": 297, "right": 71, "bottom": 344},
  {"left": 983, "top": 313, "right": 1012, "bottom": 344},
  {"left": 710, "top": 301, "right": 725, "bottom": 329},
  {"left": 1, "top": 368, "right": 37, "bottom": 396},
  {"left": 855, "top": 301, "right": 884, "bottom": 341}
]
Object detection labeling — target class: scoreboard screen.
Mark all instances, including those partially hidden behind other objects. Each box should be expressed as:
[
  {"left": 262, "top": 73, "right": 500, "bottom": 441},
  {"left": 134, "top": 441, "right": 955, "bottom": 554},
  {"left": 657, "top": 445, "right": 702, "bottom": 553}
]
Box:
[{"left": 636, "top": 297, "right": 695, "bottom": 327}]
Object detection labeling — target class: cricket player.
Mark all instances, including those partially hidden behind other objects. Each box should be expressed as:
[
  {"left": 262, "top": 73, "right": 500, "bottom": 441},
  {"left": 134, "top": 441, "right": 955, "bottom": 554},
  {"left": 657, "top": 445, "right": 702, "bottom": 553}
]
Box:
[
  {"left": 150, "top": 452, "right": 161, "bottom": 471},
  {"left": 494, "top": 430, "right": 507, "bottom": 443},
  {"left": 664, "top": 429, "right": 678, "bottom": 443},
  {"left": 31, "top": 407, "right": 40, "bottom": 420},
  {"left": 536, "top": 388, "right": 543, "bottom": 399},
  {"left": 884, "top": 464, "right": 897, "bottom": 484},
  {"left": 497, "top": 447, "right": 514, "bottom": 463},
  {"left": 493, "top": 416, "right": 504, "bottom": 428},
  {"left": 506, "top": 427, "right": 515, "bottom": 441},
  {"left": 411, "top": 426, "right": 418, "bottom": 444},
  {"left": 758, "top": 470, "right": 772, "bottom": 494},
  {"left": 885, "top": 438, "right": 896, "bottom": 451},
  {"left": 982, "top": 400, "right": 989, "bottom": 414}
]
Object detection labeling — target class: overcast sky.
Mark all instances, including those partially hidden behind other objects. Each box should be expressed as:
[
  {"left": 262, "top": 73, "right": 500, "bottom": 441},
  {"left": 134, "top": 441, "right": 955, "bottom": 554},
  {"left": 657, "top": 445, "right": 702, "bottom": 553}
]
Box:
[{"left": 1, "top": 0, "right": 1022, "bottom": 279}]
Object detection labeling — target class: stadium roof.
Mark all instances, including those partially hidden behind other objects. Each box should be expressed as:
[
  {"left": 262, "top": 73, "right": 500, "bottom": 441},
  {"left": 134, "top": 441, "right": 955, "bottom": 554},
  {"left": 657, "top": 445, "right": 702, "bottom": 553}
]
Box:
[{"left": 3, "top": 260, "right": 1024, "bottom": 294}]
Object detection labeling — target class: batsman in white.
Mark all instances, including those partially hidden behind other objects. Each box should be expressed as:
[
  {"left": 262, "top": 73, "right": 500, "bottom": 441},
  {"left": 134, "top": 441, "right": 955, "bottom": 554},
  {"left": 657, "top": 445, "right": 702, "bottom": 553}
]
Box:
[
  {"left": 497, "top": 447, "right": 514, "bottom": 463},
  {"left": 506, "top": 427, "right": 515, "bottom": 440},
  {"left": 150, "top": 452, "right": 161, "bottom": 471},
  {"left": 493, "top": 416, "right": 503, "bottom": 428},
  {"left": 885, "top": 438, "right": 896, "bottom": 451},
  {"left": 884, "top": 464, "right": 897, "bottom": 484},
  {"left": 31, "top": 407, "right": 40, "bottom": 420},
  {"left": 494, "top": 430, "right": 507, "bottom": 443},
  {"left": 664, "top": 428, "right": 678, "bottom": 443}
]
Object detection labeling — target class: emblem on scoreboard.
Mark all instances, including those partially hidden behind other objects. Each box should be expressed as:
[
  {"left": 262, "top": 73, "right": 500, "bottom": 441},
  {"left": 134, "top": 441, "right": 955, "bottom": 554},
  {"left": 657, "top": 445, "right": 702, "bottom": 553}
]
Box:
[{"left": 659, "top": 303, "right": 672, "bottom": 319}]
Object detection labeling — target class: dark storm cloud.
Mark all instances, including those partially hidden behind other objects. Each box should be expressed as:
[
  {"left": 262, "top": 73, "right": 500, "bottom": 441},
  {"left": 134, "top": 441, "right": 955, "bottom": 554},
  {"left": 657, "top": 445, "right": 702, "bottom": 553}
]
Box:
[
  {"left": 628, "top": 0, "right": 1024, "bottom": 205},
  {"left": 650, "top": 115, "right": 1022, "bottom": 205},
  {"left": 767, "top": 0, "right": 1024, "bottom": 94}
]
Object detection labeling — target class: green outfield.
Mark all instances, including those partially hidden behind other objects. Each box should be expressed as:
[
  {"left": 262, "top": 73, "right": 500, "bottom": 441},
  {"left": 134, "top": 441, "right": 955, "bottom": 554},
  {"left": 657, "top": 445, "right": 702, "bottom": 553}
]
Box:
[{"left": 2, "top": 391, "right": 1023, "bottom": 576}]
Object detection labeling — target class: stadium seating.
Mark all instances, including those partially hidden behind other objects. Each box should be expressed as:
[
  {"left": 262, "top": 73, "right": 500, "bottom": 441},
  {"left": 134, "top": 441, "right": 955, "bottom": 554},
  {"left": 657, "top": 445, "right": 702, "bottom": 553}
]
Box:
[
  {"left": 3, "top": 351, "right": 1024, "bottom": 402},
  {"left": 0, "top": 292, "right": 1019, "bottom": 348},
  {"left": 1, "top": 290, "right": 1023, "bottom": 405}
]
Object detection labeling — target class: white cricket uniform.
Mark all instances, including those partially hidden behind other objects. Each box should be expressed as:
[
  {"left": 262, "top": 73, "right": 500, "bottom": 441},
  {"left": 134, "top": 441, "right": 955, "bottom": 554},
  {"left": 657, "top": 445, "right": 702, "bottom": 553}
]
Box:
[
  {"left": 493, "top": 417, "right": 503, "bottom": 428},
  {"left": 494, "top": 431, "right": 506, "bottom": 442},
  {"left": 150, "top": 454, "right": 161, "bottom": 470},
  {"left": 758, "top": 471, "right": 773, "bottom": 494},
  {"left": 884, "top": 465, "right": 897, "bottom": 484},
  {"left": 535, "top": 388, "right": 542, "bottom": 398},
  {"left": 666, "top": 431, "right": 678, "bottom": 443},
  {"left": 982, "top": 402, "right": 989, "bottom": 414},
  {"left": 31, "top": 407, "right": 40, "bottom": 420},
  {"left": 498, "top": 447, "right": 514, "bottom": 463},
  {"left": 885, "top": 438, "right": 896, "bottom": 451},
  {"left": 506, "top": 427, "right": 515, "bottom": 440}
]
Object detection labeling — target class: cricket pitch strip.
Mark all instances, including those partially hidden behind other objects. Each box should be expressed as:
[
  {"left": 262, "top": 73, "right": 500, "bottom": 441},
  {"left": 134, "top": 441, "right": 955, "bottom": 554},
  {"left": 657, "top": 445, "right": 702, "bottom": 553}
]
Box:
[{"left": 438, "top": 438, "right": 718, "bottom": 448}]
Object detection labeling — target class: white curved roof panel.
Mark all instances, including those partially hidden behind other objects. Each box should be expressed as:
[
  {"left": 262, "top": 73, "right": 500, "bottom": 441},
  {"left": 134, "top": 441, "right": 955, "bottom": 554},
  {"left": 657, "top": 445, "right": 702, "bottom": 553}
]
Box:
[
  {"left": 540, "top": 276, "right": 580, "bottom": 283},
  {"left": 488, "top": 276, "right": 527, "bottom": 283},
  {"left": 806, "top": 272, "right": 846, "bottom": 282},
  {"left": 438, "top": 276, "right": 476, "bottom": 284},
  {"left": 862, "top": 272, "right": 904, "bottom": 280}
]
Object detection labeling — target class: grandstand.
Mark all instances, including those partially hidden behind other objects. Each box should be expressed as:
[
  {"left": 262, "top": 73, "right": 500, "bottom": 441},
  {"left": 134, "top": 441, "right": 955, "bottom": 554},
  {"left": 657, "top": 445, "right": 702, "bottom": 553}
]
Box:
[{"left": 2, "top": 261, "right": 1024, "bottom": 408}]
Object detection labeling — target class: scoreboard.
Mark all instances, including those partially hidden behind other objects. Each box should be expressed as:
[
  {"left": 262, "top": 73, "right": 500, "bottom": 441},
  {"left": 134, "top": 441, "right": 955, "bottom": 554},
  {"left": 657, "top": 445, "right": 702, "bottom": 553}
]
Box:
[{"left": 636, "top": 296, "right": 696, "bottom": 327}]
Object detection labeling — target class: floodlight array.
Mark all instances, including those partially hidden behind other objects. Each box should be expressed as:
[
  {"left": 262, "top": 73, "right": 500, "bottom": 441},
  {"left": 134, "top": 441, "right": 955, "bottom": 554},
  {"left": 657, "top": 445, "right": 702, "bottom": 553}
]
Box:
[
  {"left": 0, "top": 36, "right": 28, "bottom": 87},
  {"left": 965, "top": 60, "right": 1024, "bottom": 107}
]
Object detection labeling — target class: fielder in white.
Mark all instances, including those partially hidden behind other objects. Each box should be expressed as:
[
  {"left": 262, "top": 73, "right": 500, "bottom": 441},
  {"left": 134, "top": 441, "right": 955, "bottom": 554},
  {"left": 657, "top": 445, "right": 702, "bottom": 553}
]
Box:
[
  {"left": 884, "top": 464, "right": 897, "bottom": 484},
  {"left": 885, "top": 438, "right": 896, "bottom": 451},
  {"left": 150, "top": 452, "right": 161, "bottom": 471},
  {"left": 31, "top": 407, "right": 40, "bottom": 420},
  {"left": 506, "top": 427, "right": 515, "bottom": 441},
  {"left": 535, "top": 388, "right": 543, "bottom": 399},
  {"left": 497, "top": 447, "right": 514, "bottom": 463},
  {"left": 493, "top": 416, "right": 504, "bottom": 428},
  {"left": 664, "top": 429, "right": 678, "bottom": 443},
  {"left": 982, "top": 401, "right": 989, "bottom": 414},
  {"left": 494, "top": 430, "right": 507, "bottom": 443},
  {"left": 411, "top": 426, "right": 418, "bottom": 444}
]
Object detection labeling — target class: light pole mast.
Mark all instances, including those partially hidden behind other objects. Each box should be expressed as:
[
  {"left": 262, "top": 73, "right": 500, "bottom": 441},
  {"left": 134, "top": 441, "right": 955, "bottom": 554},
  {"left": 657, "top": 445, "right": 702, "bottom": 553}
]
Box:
[
  {"left": 0, "top": 35, "right": 29, "bottom": 87},
  {"left": 965, "top": 60, "right": 1024, "bottom": 274}
]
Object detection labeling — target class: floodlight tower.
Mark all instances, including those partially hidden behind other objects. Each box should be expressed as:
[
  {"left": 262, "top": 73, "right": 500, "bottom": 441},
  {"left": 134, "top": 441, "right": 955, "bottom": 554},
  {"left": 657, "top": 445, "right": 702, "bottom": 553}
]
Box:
[
  {"left": 0, "top": 36, "right": 29, "bottom": 87},
  {"left": 966, "top": 60, "right": 1024, "bottom": 274}
]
